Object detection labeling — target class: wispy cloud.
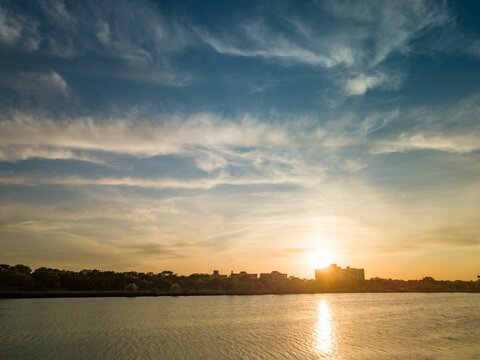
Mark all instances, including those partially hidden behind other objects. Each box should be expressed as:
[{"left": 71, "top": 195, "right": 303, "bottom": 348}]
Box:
[
  {"left": 198, "top": 0, "right": 450, "bottom": 97},
  {"left": 0, "top": 146, "right": 102, "bottom": 163},
  {"left": 321, "top": 0, "right": 450, "bottom": 66},
  {"left": 0, "top": 7, "right": 40, "bottom": 51},
  {"left": 371, "top": 92, "right": 480, "bottom": 153},
  {"left": 0, "top": 112, "right": 292, "bottom": 157},
  {"left": 372, "top": 133, "right": 480, "bottom": 154},
  {"left": 0, "top": 173, "right": 307, "bottom": 190},
  {"left": 197, "top": 24, "right": 350, "bottom": 68},
  {"left": 1, "top": 89, "right": 478, "bottom": 167},
  {"left": 1, "top": 219, "right": 72, "bottom": 233},
  {"left": 469, "top": 40, "right": 480, "bottom": 60},
  {"left": 345, "top": 73, "right": 388, "bottom": 95},
  {"left": 2, "top": 0, "right": 193, "bottom": 86},
  {"left": 5, "top": 71, "right": 70, "bottom": 99}
]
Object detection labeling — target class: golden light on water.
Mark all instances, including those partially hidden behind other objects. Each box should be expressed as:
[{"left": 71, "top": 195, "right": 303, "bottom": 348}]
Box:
[{"left": 315, "top": 299, "right": 335, "bottom": 355}]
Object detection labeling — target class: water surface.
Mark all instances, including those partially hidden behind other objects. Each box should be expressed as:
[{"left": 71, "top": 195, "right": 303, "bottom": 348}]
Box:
[{"left": 1, "top": 293, "right": 479, "bottom": 359}]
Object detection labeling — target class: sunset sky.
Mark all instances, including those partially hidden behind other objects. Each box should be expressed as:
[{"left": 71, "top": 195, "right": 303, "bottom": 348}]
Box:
[{"left": 1, "top": 0, "right": 479, "bottom": 280}]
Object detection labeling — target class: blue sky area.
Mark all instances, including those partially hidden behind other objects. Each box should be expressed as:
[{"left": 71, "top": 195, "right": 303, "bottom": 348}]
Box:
[{"left": 0, "top": 0, "right": 479, "bottom": 279}]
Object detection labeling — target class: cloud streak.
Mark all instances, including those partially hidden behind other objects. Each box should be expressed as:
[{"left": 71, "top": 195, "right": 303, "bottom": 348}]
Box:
[
  {"left": 0, "top": 146, "right": 102, "bottom": 163},
  {"left": 0, "top": 173, "right": 309, "bottom": 190},
  {"left": 198, "top": 0, "right": 450, "bottom": 96},
  {"left": 2, "top": 0, "right": 193, "bottom": 86},
  {"left": 371, "top": 92, "right": 480, "bottom": 153},
  {"left": 321, "top": 0, "right": 450, "bottom": 66},
  {"left": 1, "top": 90, "right": 479, "bottom": 167},
  {"left": 0, "top": 112, "right": 292, "bottom": 157},
  {"left": 5, "top": 71, "right": 70, "bottom": 99},
  {"left": 197, "top": 25, "right": 351, "bottom": 68},
  {"left": 372, "top": 133, "right": 480, "bottom": 154},
  {"left": 0, "top": 6, "right": 40, "bottom": 50}
]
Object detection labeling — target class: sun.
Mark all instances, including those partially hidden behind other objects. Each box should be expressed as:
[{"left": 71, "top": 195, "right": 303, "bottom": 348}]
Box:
[{"left": 308, "top": 251, "right": 335, "bottom": 269}]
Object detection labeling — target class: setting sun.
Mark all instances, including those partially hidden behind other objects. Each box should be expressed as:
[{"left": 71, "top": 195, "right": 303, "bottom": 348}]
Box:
[
  {"left": 1, "top": 1, "right": 479, "bottom": 358},
  {"left": 308, "top": 251, "right": 336, "bottom": 270}
]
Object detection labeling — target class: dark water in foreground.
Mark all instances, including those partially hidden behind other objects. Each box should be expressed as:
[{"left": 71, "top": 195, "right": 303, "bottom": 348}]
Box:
[{"left": 1, "top": 293, "right": 479, "bottom": 359}]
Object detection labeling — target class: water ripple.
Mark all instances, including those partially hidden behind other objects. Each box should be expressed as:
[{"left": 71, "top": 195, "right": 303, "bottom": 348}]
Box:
[{"left": 0, "top": 293, "right": 479, "bottom": 359}]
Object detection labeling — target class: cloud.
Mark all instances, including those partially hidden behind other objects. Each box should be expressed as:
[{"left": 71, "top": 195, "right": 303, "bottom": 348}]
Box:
[
  {"left": 2, "top": 0, "right": 193, "bottom": 85},
  {"left": 0, "top": 7, "right": 40, "bottom": 51},
  {"left": 196, "top": 15, "right": 361, "bottom": 69},
  {"left": 194, "top": 150, "right": 229, "bottom": 172},
  {"left": 40, "top": 0, "right": 74, "bottom": 28},
  {"left": 197, "top": 0, "right": 450, "bottom": 98},
  {"left": 1, "top": 220, "right": 72, "bottom": 233},
  {"left": 1, "top": 89, "right": 478, "bottom": 173},
  {"left": 469, "top": 40, "right": 480, "bottom": 59},
  {"left": 0, "top": 112, "right": 332, "bottom": 187},
  {"left": 1, "top": 0, "right": 451, "bottom": 95},
  {"left": 0, "top": 8, "right": 21, "bottom": 45},
  {"left": 345, "top": 73, "right": 387, "bottom": 95},
  {"left": 35, "top": 0, "right": 169, "bottom": 62},
  {"left": 0, "top": 172, "right": 309, "bottom": 190},
  {"left": 5, "top": 71, "right": 70, "bottom": 99},
  {"left": 372, "top": 133, "right": 480, "bottom": 154},
  {"left": 343, "top": 159, "right": 367, "bottom": 173},
  {"left": 1, "top": 89, "right": 478, "bottom": 170},
  {"left": 197, "top": 25, "right": 348, "bottom": 68},
  {"left": 370, "top": 92, "right": 480, "bottom": 154},
  {"left": 0, "top": 112, "right": 291, "bottom": 156},
  {"left": 417, "top": 225, "right": 480, "bottom": 247},
  {"left": 0, "top": 146, "right": 102, "bottom": 163},
  {"left": 321, "top": 0, "right": 450, "bottom": 66},
  {"left": 96, "top": 20, "right": 111, "bottom": 45}
]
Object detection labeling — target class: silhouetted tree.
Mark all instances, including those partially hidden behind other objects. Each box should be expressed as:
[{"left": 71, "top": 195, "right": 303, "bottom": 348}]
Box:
[
  {"left": 1, "top": 264, "right": 479, "bottom": 294},
  {"left": 32, "top": 268, "right": 61, "bottom": 290},
  {"left": 170, "top": 283, "right": 182, "bottom": 294},
  {"left": 125, "top": 283, "right": 137, "bottom": 292}
]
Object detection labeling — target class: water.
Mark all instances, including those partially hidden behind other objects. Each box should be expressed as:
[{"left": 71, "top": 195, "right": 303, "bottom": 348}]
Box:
[{"left": 1, "top": 293, "right": 479, "bottom": 359}]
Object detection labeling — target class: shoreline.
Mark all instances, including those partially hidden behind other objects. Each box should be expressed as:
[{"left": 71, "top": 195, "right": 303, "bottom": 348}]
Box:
[{"left": 1, "top": 290, "right": 479, "bottom": 299}]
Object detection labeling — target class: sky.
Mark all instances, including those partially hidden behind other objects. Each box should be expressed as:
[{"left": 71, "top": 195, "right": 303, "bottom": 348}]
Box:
[{"left": 0, "top": 0, "right": 479, "bottom": 280}]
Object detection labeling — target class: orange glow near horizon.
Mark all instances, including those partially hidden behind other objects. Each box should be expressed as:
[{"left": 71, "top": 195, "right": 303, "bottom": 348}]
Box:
[{"left": 308, "top": 251, "right": 336, "bottom": 270}]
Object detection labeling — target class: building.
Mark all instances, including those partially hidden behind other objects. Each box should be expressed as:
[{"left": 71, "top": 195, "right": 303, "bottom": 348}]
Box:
[
  {"left": 211, "top": 270, "right": 227, "bottom": 279},
  {"left": 230, "top": 271, "right": 258, "bottom": 281},
  {"left": 315, "top": 264, "right": 365, "bottom": 284},
  {"left": 259, "top": 271, "right": 288, "bottom": 282}
]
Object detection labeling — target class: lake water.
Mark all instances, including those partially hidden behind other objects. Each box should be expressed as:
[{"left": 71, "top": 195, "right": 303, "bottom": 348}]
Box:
[{"left": 0, "top": 293, "right": 479, "bottom": 359}]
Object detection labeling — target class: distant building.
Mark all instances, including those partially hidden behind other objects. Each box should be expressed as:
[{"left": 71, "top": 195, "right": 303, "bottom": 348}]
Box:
[
  {"left": 230, "top": 271, "right": 258, "bottom": 281},
  {"left": 211, "top": 270, "right": 227, "bottom": 279},
  {"left": 315, "top": 264, "right": 365, "bottom": 284},
  {"left": 259, "top": 271, "right": 287, "bottom": 282}
]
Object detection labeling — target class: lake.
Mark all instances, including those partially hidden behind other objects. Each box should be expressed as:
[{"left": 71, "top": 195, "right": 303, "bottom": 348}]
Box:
[{"left": 1, "top": 293, "right": 479, "bottom": 359}]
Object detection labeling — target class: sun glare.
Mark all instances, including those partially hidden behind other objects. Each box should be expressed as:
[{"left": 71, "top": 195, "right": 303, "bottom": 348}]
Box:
[{"left": 309, "top": 251, "right": 335, "bottom": 269}]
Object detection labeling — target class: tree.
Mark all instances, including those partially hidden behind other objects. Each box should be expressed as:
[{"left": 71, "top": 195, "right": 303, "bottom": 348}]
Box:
[
  {"left": 14, "top": 264, "right": 32, "bottom": 275},
  {"left": 169, "top": 283, "right": 183, "bottom": 294},
  {"left": 32, "top": 268, "right": 61, "bottom": 290},
  {"left": 124, "top": 283, "right": 138, "bottom": 292}
]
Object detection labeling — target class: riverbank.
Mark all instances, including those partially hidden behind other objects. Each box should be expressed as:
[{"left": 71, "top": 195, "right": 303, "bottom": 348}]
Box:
[{"left": 1, "top": 289, "right": 479, "bottom": 299}]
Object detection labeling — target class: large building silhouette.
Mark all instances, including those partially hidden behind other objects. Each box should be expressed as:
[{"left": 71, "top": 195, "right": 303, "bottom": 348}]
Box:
[{"left": 315, "top": 264, "right": 365, "bottom": 284}]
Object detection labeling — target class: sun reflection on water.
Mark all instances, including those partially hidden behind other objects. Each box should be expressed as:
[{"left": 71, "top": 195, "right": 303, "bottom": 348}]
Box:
[{"left": 315, "top": 299, "right": 335, "bottom": 356}]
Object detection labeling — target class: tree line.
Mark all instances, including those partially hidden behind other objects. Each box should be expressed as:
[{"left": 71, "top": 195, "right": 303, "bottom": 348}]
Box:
[{"left": 0, "top": 264, "right": 478, "bottom": 295}]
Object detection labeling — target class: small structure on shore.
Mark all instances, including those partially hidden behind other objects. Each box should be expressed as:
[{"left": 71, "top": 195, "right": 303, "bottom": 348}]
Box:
[
  {"left": 230, "top": 271, "right": 257, "bottom": 281},
  {"left": 211, "top": 270, "right": 228, "bottom": 279},
  {"left": 259, "top": 271, "right": 287, "bottom": 282}
]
